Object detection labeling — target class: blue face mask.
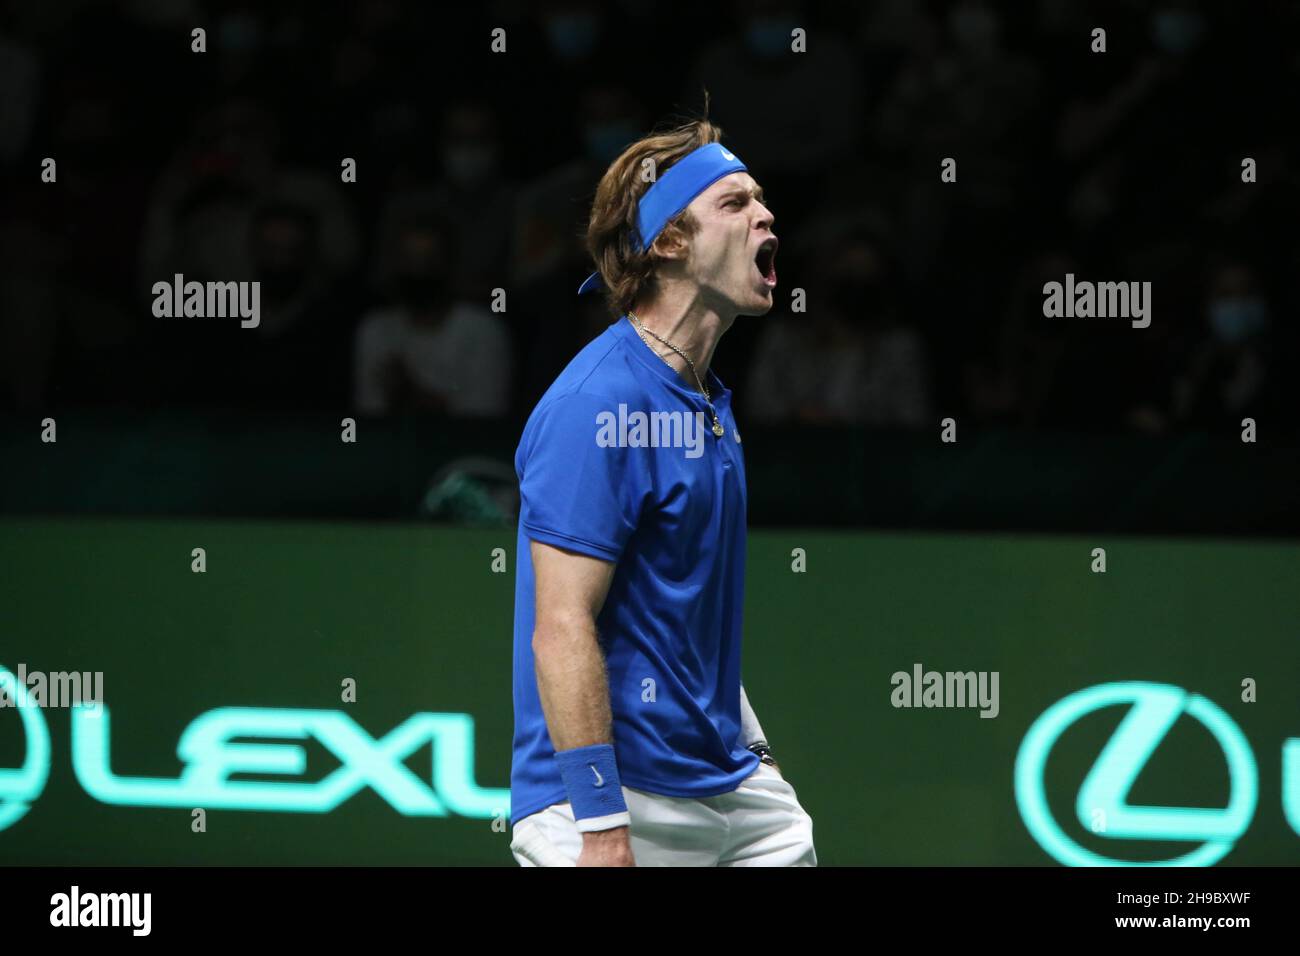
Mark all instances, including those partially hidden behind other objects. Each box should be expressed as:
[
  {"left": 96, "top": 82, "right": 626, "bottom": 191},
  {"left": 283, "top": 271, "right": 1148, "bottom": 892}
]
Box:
[
  {"left": 1151, "top": 10, "right": 1205, "bottom": 55},
  {"left": 219, "top": 13, "right": 263, "bottom": 55},
  {"left": 546, "top": 14, "right": 598, "bottom": 60},
  {"left": 1208, "top": 297, "right": 1268, "bottom": 345},
  {"left": 583, "top": 121, "right": 638, "bottom": 164},
  {"left": 745, "top": 17, "right": 796, "bottom": 58}
]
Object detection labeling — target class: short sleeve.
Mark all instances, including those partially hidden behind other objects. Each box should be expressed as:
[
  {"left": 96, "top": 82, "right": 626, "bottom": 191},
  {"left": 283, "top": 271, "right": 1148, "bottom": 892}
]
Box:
[{"left": 518, "top": 392, "right": 648, "bottom": 562}]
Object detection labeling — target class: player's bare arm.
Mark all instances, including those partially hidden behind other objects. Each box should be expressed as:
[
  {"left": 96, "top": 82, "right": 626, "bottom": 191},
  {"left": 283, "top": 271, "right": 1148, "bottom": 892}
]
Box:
[{"left": 530, "top": 539, "right": 635, "bottom": 867}]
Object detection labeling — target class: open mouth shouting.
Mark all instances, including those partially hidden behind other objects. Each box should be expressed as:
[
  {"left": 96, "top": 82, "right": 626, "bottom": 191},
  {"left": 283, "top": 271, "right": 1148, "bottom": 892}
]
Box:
[{"left": 754, "top": 236, "right": 779, "bottom": 290}]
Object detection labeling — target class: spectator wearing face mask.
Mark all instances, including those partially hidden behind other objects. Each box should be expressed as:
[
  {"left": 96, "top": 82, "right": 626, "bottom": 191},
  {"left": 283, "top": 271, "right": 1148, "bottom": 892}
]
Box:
[
  {"left": 354, "top": 217, "right": 511, "bottom": 417},
  {"left": 1172, "top": 262, "right": 1275, "bottom": 429},
  {"left": 235, "top": 201, "right": 357, "bottom": 408},
  {"left": 139, "top": 96, "right": 360, "bottom": 293},
  {"left": 685, "top": 0, "right": 864, "bottom": 194},
  {"left": 535, "top": 1, "right": 622, "bottom": 93},
  {"left": 371, "top": 101, "right": 514, "bottom": 299},
  {"left": 511, "top": 86, "right": 645, "bottom": 287},
  {"left": 538, "top": 0, "right": 606, "bottom": 72}
]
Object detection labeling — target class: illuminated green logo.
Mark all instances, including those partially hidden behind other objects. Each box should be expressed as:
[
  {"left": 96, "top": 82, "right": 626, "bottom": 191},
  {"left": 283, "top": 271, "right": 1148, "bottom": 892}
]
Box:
[
  {"left": 1, "top": 665, "right": 508, "bottom": 832},
  {"left": 0, "top": 666, "right": 51, "bottom": 831},
  {"left": 1015, "top": 682, "right": 1262, "bottom": 866}
]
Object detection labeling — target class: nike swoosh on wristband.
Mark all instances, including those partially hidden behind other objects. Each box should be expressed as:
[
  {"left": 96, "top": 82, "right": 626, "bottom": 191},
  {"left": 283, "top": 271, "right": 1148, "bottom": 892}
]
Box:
[{"left": 590, "top": 765, "right": 605, "bottom": 787}]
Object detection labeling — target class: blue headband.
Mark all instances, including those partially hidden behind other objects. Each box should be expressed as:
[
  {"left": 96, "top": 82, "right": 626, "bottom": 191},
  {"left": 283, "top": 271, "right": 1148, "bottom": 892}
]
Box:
[{"left": 577, "top": 142, "right": 748, "bottom": 295}]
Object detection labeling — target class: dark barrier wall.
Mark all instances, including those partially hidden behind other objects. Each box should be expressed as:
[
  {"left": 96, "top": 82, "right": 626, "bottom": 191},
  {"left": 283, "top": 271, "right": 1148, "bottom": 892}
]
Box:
[
  {"left": 2, "top": 520, "right": 1295, "bottom": 865},
  {"left": 2, "top": 413, "right": 1297, "bottom": 535}
]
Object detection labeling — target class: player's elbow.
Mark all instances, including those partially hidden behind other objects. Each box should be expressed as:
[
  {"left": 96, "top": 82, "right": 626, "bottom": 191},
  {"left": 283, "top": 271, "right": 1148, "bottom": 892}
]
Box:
[{"left": 531, "top": 610, "right": 597, "bottom": 657}]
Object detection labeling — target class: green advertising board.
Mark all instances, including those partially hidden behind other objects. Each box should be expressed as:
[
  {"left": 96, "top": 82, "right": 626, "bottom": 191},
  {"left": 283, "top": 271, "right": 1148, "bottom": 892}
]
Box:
[{"left": 1, "top": 519, "right": 1296, "bottom": 865}]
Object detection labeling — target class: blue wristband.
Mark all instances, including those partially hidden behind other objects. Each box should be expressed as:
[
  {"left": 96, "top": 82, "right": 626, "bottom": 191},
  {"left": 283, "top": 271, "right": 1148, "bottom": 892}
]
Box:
[{"left": 553, "top": 744, "right": 630, "bottom": 830}]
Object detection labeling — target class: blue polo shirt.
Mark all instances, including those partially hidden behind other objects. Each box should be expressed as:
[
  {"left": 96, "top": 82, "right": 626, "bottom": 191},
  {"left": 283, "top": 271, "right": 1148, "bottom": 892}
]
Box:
[{"left": 510, "top": 315, "right": 758, "bottom": 824}]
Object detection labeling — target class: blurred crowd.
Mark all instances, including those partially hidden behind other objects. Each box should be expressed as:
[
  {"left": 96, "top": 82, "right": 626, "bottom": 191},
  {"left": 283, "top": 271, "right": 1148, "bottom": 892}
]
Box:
[{"left": 1, "top": 0, "right": 1297, "bottom": 434}]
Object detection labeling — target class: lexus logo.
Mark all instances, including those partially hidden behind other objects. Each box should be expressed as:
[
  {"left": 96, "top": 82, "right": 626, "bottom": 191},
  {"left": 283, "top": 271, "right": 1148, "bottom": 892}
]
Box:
[
  {"left": 1, "top": 664, "right": 507, "bottom": 834},
  {"left": 1014, "top": 682, "right": 1279, "bottom": 866}
]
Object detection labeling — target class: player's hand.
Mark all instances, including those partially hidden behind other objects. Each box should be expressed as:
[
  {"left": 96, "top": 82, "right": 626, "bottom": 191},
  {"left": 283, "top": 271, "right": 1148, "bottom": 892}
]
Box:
[{"left": 577, "top": 826, "right": 636, "bottom": 867}]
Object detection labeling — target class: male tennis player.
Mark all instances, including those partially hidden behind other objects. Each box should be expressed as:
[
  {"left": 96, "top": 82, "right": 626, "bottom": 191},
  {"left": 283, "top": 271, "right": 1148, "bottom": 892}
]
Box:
[{"left": 509, "top": 118, "right": 816, "bottom": 866}]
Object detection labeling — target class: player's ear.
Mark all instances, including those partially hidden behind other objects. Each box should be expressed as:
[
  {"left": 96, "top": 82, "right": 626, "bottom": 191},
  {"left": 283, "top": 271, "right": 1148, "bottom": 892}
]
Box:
[{"left": 650, "top": 220, "right": 690, "bottom": 262}]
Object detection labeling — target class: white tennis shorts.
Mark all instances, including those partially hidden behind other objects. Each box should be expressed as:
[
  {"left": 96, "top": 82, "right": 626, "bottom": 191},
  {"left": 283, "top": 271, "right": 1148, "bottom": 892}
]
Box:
[{"left": 509, "top": 761, "right": 817, "bottom": 866}]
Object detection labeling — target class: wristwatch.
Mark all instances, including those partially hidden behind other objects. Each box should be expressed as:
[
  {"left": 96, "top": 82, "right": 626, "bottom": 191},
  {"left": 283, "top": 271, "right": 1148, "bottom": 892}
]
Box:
[{"left": 747, "top": 740, "right": 777, "bottom": 766}]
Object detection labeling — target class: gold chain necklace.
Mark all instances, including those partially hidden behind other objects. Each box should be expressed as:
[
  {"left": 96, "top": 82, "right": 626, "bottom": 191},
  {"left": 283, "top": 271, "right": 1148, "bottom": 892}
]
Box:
[{"left": 628, "top": 312, "right": 725, "bottom": 437}]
